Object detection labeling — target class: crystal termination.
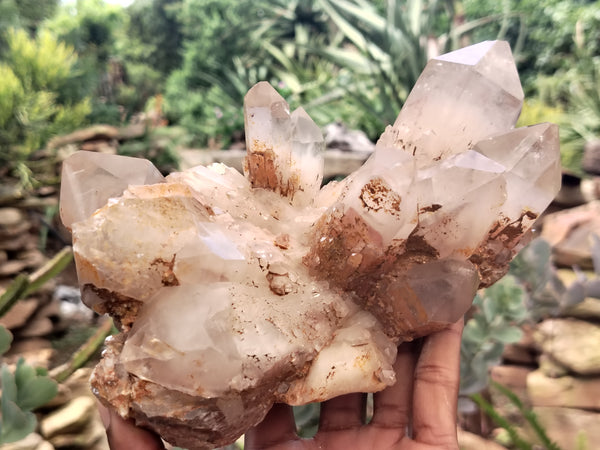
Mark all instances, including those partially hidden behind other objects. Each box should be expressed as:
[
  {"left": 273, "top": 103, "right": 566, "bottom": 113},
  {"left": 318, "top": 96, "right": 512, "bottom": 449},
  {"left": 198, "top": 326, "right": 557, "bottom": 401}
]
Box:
[{"left": 60, "top": 41, "right": 560, "bottom": 450}]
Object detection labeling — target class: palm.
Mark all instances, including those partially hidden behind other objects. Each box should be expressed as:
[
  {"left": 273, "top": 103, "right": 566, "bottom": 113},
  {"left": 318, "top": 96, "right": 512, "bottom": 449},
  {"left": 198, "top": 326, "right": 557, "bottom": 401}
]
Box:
[
  {"left": 254, "top": 426, "right": 453, "bottom": 450},
  {"left": 246, "top": 320, "right": 463, "bottom": 450}
]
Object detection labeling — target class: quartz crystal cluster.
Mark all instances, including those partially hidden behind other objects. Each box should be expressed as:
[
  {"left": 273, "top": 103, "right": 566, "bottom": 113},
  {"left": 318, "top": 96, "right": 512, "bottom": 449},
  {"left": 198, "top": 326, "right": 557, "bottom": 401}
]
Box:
[{"left": 60, "top": 41, "right": 560, "bottom": 450}]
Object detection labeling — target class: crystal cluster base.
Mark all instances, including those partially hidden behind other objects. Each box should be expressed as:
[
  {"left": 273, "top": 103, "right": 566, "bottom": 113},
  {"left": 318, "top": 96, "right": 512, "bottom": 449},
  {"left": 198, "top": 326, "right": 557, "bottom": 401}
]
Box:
[{"left": 61, "top": 41, "right": 560, "bottom": 450}]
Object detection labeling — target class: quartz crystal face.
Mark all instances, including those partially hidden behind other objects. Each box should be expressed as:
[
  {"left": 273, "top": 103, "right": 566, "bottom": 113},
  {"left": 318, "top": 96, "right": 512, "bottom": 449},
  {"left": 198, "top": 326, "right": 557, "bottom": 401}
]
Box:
[{"left": 60, "top": 41, "right": 561, "bottom": 450}]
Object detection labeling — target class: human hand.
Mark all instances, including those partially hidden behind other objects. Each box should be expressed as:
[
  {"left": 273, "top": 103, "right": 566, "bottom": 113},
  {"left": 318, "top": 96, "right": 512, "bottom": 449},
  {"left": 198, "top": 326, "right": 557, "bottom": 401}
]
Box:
[
  {"left": 100, "top": 318, "right": 463, "bottom": 450},
  {"left": 245, "top": 318, "right": 463, "bottom": 450}
]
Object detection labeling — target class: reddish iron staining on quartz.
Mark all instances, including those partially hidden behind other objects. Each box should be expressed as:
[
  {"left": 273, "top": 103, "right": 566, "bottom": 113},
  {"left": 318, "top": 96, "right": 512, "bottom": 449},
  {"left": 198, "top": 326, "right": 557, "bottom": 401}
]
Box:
[{"left": 60, "top": 41, "right": 560, "bottom": 449}]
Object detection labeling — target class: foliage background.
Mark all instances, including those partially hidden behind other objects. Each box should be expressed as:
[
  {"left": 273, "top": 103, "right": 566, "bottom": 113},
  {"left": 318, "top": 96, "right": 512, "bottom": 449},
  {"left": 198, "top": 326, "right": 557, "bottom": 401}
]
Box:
[{"left": 0, "top": 0, "right": 597, "bottom": 167}]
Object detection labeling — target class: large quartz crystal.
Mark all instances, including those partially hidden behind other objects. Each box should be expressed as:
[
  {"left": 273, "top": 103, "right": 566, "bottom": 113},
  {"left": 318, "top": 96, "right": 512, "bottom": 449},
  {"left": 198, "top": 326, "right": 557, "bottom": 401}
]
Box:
[{"left": 60, "top": 41, "right": 560, "bottom": 450}]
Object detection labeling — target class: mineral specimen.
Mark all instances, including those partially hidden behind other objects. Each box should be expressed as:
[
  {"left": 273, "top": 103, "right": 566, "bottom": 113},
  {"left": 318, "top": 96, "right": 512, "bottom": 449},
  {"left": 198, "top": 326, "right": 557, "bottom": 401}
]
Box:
[{"left": 60, "top": 41, "right": 561, "bottom": 449}]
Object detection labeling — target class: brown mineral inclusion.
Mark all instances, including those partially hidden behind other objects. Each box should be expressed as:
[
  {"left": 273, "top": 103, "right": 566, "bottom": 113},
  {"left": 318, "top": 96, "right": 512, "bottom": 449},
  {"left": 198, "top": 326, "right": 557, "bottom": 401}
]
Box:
[{"left": 60, "top": 41, "right": 560, "bottom": 449}]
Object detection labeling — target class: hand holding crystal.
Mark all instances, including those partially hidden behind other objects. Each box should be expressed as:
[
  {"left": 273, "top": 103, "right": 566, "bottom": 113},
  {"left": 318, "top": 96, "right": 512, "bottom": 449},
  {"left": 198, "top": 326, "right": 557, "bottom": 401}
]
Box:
[{"left": 100, "top": 318, "right": 463, "bottom": 450}]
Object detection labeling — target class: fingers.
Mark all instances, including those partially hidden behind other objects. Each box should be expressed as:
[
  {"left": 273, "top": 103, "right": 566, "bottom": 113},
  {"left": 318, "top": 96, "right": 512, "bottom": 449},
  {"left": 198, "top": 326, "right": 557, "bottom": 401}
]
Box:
[
  {"left": 98, "top": 402, "right": 165, "bottom": 450},
  {"left": 370, "top": 339, "right": 419, "bottom": 430},
  {"left": 245, "top": 403, "right": 298, "bottom": 449},
  {"left": 412, "top": 318, "right": 464, "bottom": 447},
  {"left": 319, "top": 392, "right": 367, "bottom": 431}
]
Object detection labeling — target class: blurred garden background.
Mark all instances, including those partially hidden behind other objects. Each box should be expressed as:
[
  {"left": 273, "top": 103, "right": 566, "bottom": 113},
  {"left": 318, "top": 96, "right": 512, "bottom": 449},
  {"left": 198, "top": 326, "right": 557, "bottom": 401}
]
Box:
[{"left": 1, "top": 0, "right": 600, "bottom": 449}]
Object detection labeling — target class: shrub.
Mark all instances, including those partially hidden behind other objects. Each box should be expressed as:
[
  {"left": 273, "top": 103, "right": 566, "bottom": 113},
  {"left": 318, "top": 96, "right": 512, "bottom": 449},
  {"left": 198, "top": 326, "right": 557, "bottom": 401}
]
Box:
[{"left": 0, "top": 29, "right": 90, "bottom": 186}]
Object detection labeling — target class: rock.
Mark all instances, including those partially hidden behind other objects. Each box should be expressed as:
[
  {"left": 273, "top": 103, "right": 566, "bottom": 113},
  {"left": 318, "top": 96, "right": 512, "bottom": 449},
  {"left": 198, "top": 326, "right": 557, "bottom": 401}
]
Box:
[
  {"left": 0, "top": 219, "right": 30, "bottom": 239},
  {"left": 0, "top": 208, "right": 31, "bottom": 252},
  {"left": 501, "top": 323, "right": 538, "bottom": 366},
  {"left": 17, "top": 249, "right": 47, "bottom": 269},
  {"left": 0, "top": 182, "right": 25, "bottom": 206},
  {"left": 47, "top": 125, "right": 119, "bottom": 150},
  {"left": 6, "top": 337, "right": 52, "bottom": 354},
  {"left": 563, "top": 297, "right": 600, "bottom": 320},
  {"left": 324, "top": 122, "right": 375, "bottom": 152},
  {"left": 40, "top": 396, "right": 96, "bottom": 439},
  {"left": 533, "top": 406, "right": 600, "bottom": 449},
  {"left": 535, "top": 319, "right": 600, "bottom": 375},
  {"left": 49, "top": 420, "right": 104, "bottom": 448},
  {"left": 0, "top": 232, "right": 30, "bottom": 251},
  {"left": 554, "top": 268, "right": 582, "bottom": 286},
  {"left": 36, "top": 186, "right": 57, "bottom": 197},
  {"left": 19, "top": 317, "right": 54, "bottom": 338},
  {"left": 45, "top": 368, "right": 97, "bottom": 409},
  {"left": 553, "top": 172, "right": 586, "bottom": 206},
  {"left": 490, "top": 366, "right": 533, "bottom": 422},
  {"left": 490, "top": 365, "right": 533, "bottom": 391},
  {"left": 79, "top": 139, "right": 118, "bottom": 154},
  {"left": 45, "top": 383, "right": 74, "bottom": 409},
  {"left": 4, "top": 347, "right": 54, "bottom": 371},
  {"left": 321, "top": 149, "right": 371, "bottom": 180},
  {"left": 580, "top": 176, "right": 600, "bottom": 202},
  {"left": 457, "top": 427, "right": 508, "bottom": 450},
  {"left": 63, "top": 368, "right": 97, "bottom": 399},
  {"left": 0, "top": 259, "right": 30, "bottom": 276},
  {"left": 0, "top": 207, "right": 25, "bottom": 228},
  {"left": 0, "top": 299, "right": 39, "bottom": 329},
  {"left": 37, "top": 300, "right": 62, "bottom": 322},
  {"left": 177, "top": 148, "right": 372, "bottom": 181},
  {"left": 582, "top": 139, "right": 600, "bottom": 175},
  {"left": 527, "top": 369, "right": 600, "bottom": 410},
  {"left": 1, "top": 433, "right": 54, "bottom": 450},
  {"left": 502, "top": 343, "right": 537, "bottom": 365},
  {"left": 116, "top": 123, "right": 146, "bottom": 141},
  {"left": 541, "top": 201, "right": 600, "bottom": 268},
  {"left": 538, "top": 353, "right": 569, "bottom": 378},
  {"left": 53, "top": 285, "right": 81, "bottom": 304}
]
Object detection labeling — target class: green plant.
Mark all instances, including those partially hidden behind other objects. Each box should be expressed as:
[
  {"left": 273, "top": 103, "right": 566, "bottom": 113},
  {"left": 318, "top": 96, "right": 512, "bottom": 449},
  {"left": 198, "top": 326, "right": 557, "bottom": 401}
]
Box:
[
  {"left": 0, "top": 28, "right": 90, "bottom": 187},
  {"left": 118, "top": 125, "right": 186, "bottom": 172},
  {"left": 124, "top": 0, "right": 183, "bottom": 77},
  {"left": 460, "top": 237, "right": 592, "bottom": 395},
  {"left": 45, "top": 0, "right": 157, "bottom": 123},
  {"left": 51, "top": 319, "right": 114, "bottom": 383},
  {"left": 471, "top": 381, "right": 561, "bottom": 450},
  {"left": 293, "top": 403, "right": 320, "bottom": 438},
  {"left": 163, "top": 0, "right": 257, "bottom": 146},
  {"left": 460, "top": 275, "right": 528, "bottom": 394},
  {"left": 0, "top": 358, "right": 58, "bottom": 444},
  {"left": 312, "top": 0, "right": 523, "bottom": 135},
  {"left": 0, "top": 247, "right": 73, "bottom": 443},
  {"left": 509, "top": 237, "right": 592, "bottom": 320},
  {"left": 561, "top": 55, "right": 600, "bottom": 172}
]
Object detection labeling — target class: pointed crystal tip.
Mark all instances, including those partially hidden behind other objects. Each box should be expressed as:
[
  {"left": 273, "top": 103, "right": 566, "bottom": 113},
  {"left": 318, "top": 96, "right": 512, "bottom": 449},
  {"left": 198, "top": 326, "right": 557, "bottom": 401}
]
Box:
[
  {"left": 244, "top": 81, "right": 287, "bottom": 109},
  {"left": 379, "top": 40, "right": 524, "bottom": 165},
  {"left": 60, "top": 151, "right": 165, "bottom": 229},
  {"left": 243, "top": 82, "right": 324, "bottom": 206}
]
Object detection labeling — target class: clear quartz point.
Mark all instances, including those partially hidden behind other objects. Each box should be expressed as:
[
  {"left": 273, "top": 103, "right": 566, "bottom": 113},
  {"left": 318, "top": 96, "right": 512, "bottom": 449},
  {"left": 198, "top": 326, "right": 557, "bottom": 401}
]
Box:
[
  {"left": 377, "top": 40, "right": 524, "bottom": 167},
  {"left": 64, "top": 41, "right": 562, "bottom": 450},
  {"left": 60, "top": 151, "right": 164, "bottom": 228},
  {"left": 244, "top": 81, "right": 324, "bottom": 206}
]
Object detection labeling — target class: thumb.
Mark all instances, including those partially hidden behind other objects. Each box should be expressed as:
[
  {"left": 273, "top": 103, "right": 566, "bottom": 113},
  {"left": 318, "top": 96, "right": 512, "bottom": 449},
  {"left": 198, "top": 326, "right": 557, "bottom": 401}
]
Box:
[{"left": 98, "top": 401, "right": 165, "bottom": 450}]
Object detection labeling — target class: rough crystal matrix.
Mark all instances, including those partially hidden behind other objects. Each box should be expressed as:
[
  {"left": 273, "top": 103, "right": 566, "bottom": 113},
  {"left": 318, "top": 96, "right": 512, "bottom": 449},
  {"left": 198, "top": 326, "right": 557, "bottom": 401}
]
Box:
[{"left": 60, "top": 41, "right": 560, "bottom": 449}]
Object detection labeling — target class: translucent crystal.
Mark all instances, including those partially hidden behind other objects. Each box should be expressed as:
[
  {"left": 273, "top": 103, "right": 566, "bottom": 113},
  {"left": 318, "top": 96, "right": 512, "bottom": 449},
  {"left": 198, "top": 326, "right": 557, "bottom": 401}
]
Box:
[
  {"left": 243, "top": 82, "right": 324, "bottom": 207},
  {"left": 377, "top": 40, "right": 523, "bottom": 167},
  {"left": 61, "top": 41, "right": 561, "bottom": 450},
  {"left": 60, "top": 151, "right": 164, "bottom": 229}
]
